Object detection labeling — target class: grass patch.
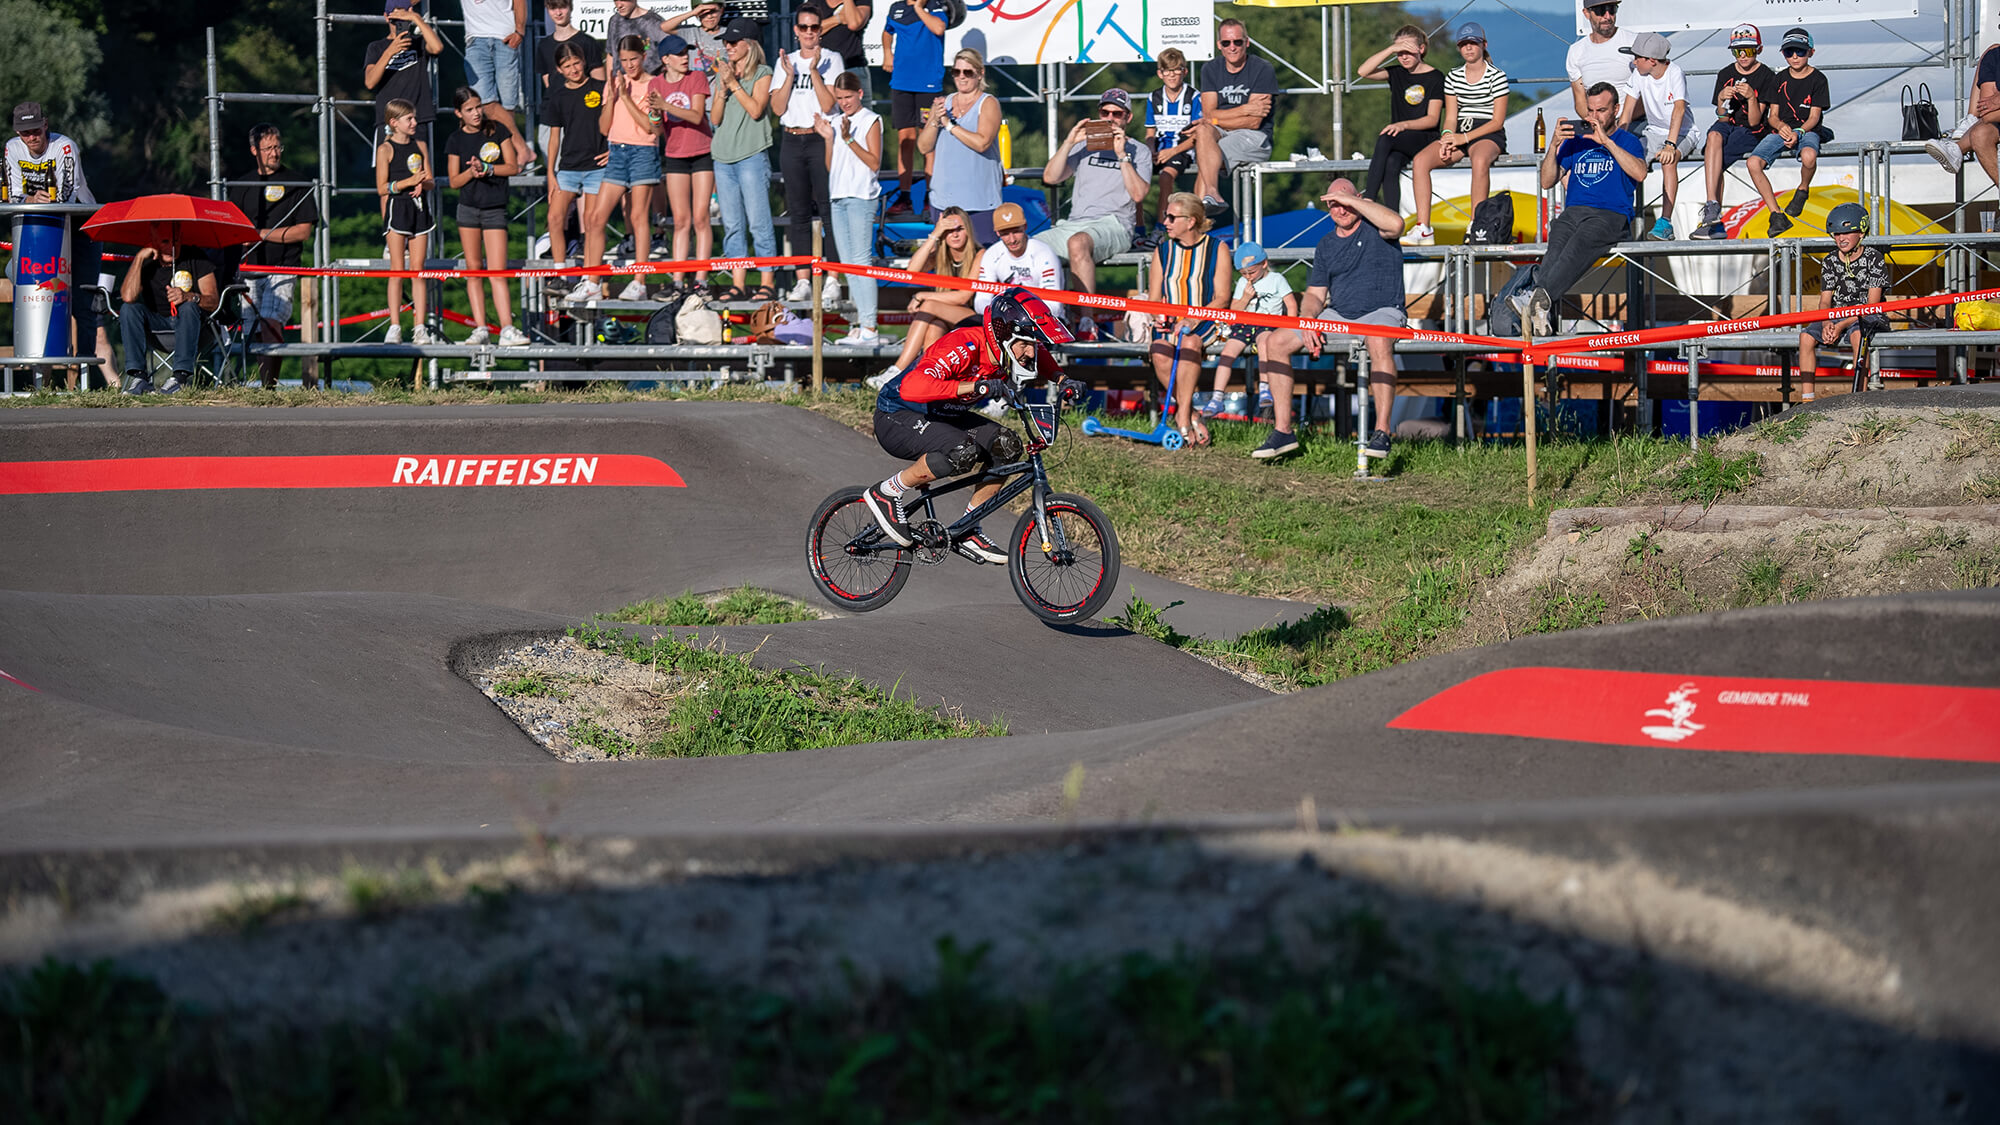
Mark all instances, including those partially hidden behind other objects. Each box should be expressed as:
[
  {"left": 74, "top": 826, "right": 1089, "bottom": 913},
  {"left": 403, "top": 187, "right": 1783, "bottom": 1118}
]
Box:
[
  {"left": 0, "top": 922, "right": 1586, "bottom": 1123},
  {"left": 491, "top": 670, "right": 573, "bottom": 699},
  {"left": 1733, "top": 553, "right": 1787, "bottom": 607},
  {"left": 1666, "top": 443, "right": 1761, "bottom": 506},
  {"left": 1524, "top": 586, "right": 1608, "bottom": 634},
  {"left": 570, "top": 625, "right": 1002, "bottom": 755},
  {"left": 1963, "top": 473, "right": 2000, "bottom": 502},
  {"left": 209, "top": 885, "right": 311, "bottom": 935},
  {"left": 604, "top": 587, "right": 822, "bottom": 627},
  {"left": 1751, "top": 412, "right": 1818, "bottom": 444}
]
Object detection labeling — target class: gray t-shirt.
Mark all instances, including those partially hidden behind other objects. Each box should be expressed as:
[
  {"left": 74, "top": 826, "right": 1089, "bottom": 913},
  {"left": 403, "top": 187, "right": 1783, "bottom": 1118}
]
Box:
[
  {"left": 1306, "top": 222, "right": 1404, "bottom": 319},
  {"left": 606, "top": 8, "right": 670, "bottom": 74},
  {"left": 1057, "top": 136, "right": 1152, "bottom": 228},
  {"left": 710, "top": 63, "right": 773, "bottom": 164}
]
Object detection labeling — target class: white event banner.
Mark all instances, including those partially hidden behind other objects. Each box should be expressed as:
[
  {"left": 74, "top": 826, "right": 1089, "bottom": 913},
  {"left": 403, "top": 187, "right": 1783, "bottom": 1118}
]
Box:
[
  {"left": 863, "top": 0, "right": 1215, "bottom": 67},
  {"left": 1575, "top": 0, "right": 1920, "bottom": 34}
]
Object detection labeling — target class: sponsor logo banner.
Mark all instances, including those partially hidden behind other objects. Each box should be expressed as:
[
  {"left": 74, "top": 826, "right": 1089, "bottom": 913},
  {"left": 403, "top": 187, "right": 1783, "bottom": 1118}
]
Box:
[
  {"left": 1387, "top": 666, "right": 2000, "bottom": 762},
  {"left": 0, "top": 454, "right": 686, "bottom": 495}
]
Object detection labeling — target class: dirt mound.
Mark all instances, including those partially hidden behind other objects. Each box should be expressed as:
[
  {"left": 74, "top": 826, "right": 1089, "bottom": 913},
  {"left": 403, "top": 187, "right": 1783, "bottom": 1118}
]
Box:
[{"left": 1460, "top": 399, "right": 2000, "bottom": 643}]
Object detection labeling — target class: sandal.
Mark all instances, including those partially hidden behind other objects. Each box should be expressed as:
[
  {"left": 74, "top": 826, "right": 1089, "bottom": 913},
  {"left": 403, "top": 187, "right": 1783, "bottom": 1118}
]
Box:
[
  {"left": 718, "top": 285, "right": 747, "bottom": 302},
  {"left": 748, "top": 285, "right": 778, "bottom": 302}
]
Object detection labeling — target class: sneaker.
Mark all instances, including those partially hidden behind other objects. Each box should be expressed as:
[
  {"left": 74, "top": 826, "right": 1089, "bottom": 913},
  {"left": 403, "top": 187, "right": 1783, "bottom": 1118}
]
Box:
[
  {"left": 542, "top": 276, "right": 573, "bottom": 299},
  {"left": 1401, "top": 223, "right": 1435, "bottom": 246},
  {"left": 1699, "top": 200, "right": 1722, "bottom": 228},
  {"left": 1785, "top": 188, "right": 1810, "bottom": 217},
  {"left": 1250, "top": 429, "right": 1300, "bottom": 459},
  {"left": 862, "top": 484, "right": 915, "bottom": 547},
  {"left": 464, "top": 325, "right": 492, "bottom": 346},
  {"left": 865, "top": 366, "right": 899, "bottom": 390},
  {"left": 785, "top": 276, "right": 813, "bottom": 302},
  {"left": 498, "top": 325, "right": 531, "bottom": 347},
  {"left": 412, "top": 325, "right": 437, "bottom": 345},
  {"left": 121, "top": 373, "right": 154, "bottom": 395},
  {"left": 383, "top": 324, "right": 403, "bottom": 344},
  {"left": 569, "top": 279, "right": 604, "bottom": 302},
  {"left": 1926, "top": 137, "right": 1966, "bottom": 175},
  {"left": 1767, "top": 211, "right": 1793, "bottom": 236},
  {"left": 648, "top": 281, "right": 679, "bottom": 301},
  {"left": 1507, "top": 289, "right": 1534, "bottom": 324},
  {"left": 618, "top": 277, "right": 648, "bottom": 301},
  {"left": 823, "top": 276, "right": 843, "bottom": 303},
  {"left": 952, "top": 524, "right": 1007, "bottom": 565},
  {"left": 1362, "top": 429, "right": 1391, "bottom": 460},
  {"left": 1693, "top": 220, "right": 1728, "bottom": 241},
  {"left": 1527, "top": 288, "right": 1554, "bottom": 337},
  {"left": 836, "top": 326, "right": 883, "bottom": 346},
  {"left": 159, "top": 374, "right": 187, "bottom": 395},
  {"left": 1648, "top": 217, "right": 1674, "bottom": 240}
]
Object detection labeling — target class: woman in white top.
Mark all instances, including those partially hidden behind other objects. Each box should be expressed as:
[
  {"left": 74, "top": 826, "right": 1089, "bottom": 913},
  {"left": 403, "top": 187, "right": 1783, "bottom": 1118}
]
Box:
[
  {"left": 769, "top": 10, "right": 844, "bottom": 300},
  {"left": 917, "top": 48, "right": 1004, "bottom": 242},
  {"left": 817, "top": 71, "right": 884, "bottom": 344},
  {"left": 1407, "top": 22, "right": 1510, "bottom": 245}
]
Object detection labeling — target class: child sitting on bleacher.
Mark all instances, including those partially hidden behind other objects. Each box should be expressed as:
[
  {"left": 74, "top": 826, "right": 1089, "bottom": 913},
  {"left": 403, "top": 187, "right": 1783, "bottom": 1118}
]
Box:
[
  {"left": 1202, "top": 242, "right": 1295, "bottom": 421},
  {"left": 1796, "top": 202, "right": 1888, "bottom": 401},
  {"left": 1748, "top": 27, "right": 1831, "bottom": 236}
]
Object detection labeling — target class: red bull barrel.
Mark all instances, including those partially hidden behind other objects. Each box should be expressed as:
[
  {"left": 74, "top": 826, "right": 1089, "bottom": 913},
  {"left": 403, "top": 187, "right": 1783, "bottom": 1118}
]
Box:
[{"left": 12, "top": 212, "right": 72, "bottom": 358}]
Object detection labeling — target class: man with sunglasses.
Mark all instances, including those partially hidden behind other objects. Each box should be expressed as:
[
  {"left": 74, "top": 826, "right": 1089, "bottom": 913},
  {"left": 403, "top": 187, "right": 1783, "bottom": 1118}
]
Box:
[
  {"left": 1037, "top": 89, "right": 1152, "bottom": 296},
  {"left": 1692, "top": 24, "right": 1777, "bottom": 240},
  {"left": 1191, "top": 18, "right": 1277, "bottom": 217},
  {"left": 1566, "top": 0, "right": 1636, "bottom": 121}
]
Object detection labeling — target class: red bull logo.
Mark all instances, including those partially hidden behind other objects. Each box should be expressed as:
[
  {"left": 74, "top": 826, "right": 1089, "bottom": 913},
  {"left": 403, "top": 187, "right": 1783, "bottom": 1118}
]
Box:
[{"left": 11, "top": 213, "right": 72, "bottom": 358}]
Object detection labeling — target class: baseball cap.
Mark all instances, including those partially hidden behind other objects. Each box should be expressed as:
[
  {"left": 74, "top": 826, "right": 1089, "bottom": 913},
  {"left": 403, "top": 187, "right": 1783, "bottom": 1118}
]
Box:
[
  {"left": 1782, "top": 27, "right": 1813, "bottom": 51},
  {"left": 1618, "top": 31, "right": 1672, "bottom": 60},
  {"left": 384, "top": 0, "right": 414, "bottom": 12},
  {"left": 993, "top": 202, "right": 1027, "bottom": 232},
  {"left": 1233, "top": 242, "right": 1267, "bottom": 268},
  {"left": 1099, "top": 88, "right": 1132, "bottom": 113},
  {"left": 720, "top": 17, "right": 759, "bottom": 43},
  {"left": 1729, "top": 23, "right": 1762, "bottom": 50},
  {"left": 1454, "top": 22, "right": 1486, "bottom": 44},
  {"left": 12, "top": 102, "right": 46, "bottom": 132},
  {"left": 659, "top": 33, "right": 690, "bottom": 55}
]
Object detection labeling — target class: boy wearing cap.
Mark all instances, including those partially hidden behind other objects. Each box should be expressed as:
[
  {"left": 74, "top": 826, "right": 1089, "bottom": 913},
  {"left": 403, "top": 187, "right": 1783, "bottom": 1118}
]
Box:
[
  {"left": 1747, "top": 27, "right": 1830, "bottom": 236},
  {"left": 364, "top": 0, "right": 444, "bottom": 148},
  {"left": 1923, "top": 29, "right": 2000, "bottom": 187},
  {"left": 974, "top": 203, "right": 1064, "bottom": 319},
  {"left": 1203, "top": 243, "right": 1298, "bottom": 450},
  {"left": 1616, "top": 31, "right": 1693, "bottom": 240},
  {"left": 1038, "top": 90, "right": 1152, "bottom": 295},
  {"left": 1692, "top": 24, "right": 1777, "bottom": 240}
]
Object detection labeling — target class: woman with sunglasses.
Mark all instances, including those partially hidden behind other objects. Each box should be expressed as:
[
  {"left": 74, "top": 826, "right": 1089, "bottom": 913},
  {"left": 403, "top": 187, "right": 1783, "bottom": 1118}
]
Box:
[
  {"left": 708, "top": 19, "right": 779, "bottom": 301},
  {"left": 870, "top": 206, "right": 984, "bottom": 386},
  {"left": 1148, "top": 191, "right": 1232, "bottom": 447},
  {"left": 920, "top": 49, "right": 1004, "bottom": 242},
  {"left": 1355, "top": 25, "right": 1443, "bottom": 214},
  {"left": 771, "top": 9, "right": 845, "bottom": 301},
  {"left": 1407, "top": 22, "right": 1508, "bottom": 246}
]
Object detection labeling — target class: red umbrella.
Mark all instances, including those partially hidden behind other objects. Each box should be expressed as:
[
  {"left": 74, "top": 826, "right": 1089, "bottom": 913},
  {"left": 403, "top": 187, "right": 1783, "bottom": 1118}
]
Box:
[{"left": 83, "top": 194, "right": 260, "bottom": 250}]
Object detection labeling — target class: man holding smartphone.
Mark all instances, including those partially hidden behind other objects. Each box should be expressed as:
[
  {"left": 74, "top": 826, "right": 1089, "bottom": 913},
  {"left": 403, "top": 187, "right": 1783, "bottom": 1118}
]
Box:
[{"left": 1510, "top": 81, "right": 1645, "bottom": 336}]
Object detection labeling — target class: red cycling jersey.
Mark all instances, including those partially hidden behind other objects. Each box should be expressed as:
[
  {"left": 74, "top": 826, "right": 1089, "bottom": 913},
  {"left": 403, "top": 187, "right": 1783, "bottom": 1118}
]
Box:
[{"left": 881, "top": 324, "right": 1063, "bottom": 412}]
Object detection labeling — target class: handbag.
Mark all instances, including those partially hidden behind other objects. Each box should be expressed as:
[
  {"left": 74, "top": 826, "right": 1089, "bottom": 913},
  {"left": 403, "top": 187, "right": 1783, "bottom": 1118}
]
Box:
[
  {"left": 674, "top": 292, "right": 724, "bottom": 344},
  {"left": 1902, "top": 83, "right": 1941, "bottom": 142}
]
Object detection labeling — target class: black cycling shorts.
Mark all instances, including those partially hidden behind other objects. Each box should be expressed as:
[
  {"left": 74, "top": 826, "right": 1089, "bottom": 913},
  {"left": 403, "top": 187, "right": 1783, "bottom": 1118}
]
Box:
[{"left": 874, "top": 406, "right": 1002, "bottom": 465}]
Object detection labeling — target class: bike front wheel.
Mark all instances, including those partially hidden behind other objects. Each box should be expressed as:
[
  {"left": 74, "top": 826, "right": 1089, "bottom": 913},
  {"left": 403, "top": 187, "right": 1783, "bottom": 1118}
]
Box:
[
  {"left": 1008, "top": 492, "right": 1120, "bottom": 625},
  {"left": 808, "top": 486, "right": 911, "bottom": 612}
]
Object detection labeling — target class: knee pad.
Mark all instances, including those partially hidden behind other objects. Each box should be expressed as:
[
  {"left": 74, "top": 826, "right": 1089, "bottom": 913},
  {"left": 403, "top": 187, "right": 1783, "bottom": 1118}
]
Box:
[
  {"left": 990, "top": 429, "right": 1024, "bottom": 464},
  {"left": 925, "top": 438, "right": 987, "bottom": 478}
]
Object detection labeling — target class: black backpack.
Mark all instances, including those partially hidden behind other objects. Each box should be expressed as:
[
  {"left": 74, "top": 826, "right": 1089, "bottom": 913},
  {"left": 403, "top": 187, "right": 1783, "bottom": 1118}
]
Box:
[
  {"left": 1466, "top": 194, "right": 1515, "bottom": 246},
  {"left": 644, "top": 290, "right": 690, "bottom": 345}
]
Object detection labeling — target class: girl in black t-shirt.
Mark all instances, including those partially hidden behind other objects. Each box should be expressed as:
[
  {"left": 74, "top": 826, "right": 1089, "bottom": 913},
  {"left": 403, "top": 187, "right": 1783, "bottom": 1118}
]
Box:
[
  {"left": 544, "top": 42, "right": 610, "bottom": 274},
  {"left": 374, "top": 98, "right": 435, "bottom": 346},
  {"left": 444, "top": 86, "right": 528, "bottom": 347},
  {"left": 1355, "top": 25, "right": 1444, "bottom": 213}
]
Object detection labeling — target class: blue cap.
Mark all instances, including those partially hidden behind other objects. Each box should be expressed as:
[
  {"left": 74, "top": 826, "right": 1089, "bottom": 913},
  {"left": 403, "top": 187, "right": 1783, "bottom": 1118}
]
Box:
[
  {"left": 1233, "top": 242, "right": 1267, "bottom": 268},
  {"left": 1454, "top": 21, "right": 1486, "bottom": 43},
  {"left": 659, "top": 33, "right": 690, "bottom": 55},
  {"left": 1781, "top": 27, "right": 1813, "bottom": 50}
]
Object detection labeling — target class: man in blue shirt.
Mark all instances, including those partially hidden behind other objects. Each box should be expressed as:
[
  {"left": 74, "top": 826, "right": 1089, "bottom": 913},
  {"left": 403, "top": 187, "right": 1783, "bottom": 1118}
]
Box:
[
  {"left": 883, "top": 0, "right": 950, "bottom": 210},
  {"left": 1511, "top": 81, "right": 1646, "bottom": 336}
]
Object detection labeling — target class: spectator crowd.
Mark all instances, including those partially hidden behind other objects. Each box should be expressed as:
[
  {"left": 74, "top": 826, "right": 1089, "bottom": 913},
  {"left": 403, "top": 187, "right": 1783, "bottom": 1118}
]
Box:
[{"left": 10, "top": 0, "right": 2000, "bottom": 456}]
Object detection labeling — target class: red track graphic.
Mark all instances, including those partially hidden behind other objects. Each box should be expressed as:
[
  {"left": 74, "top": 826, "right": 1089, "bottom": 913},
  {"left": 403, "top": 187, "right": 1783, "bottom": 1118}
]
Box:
[{"left": 0, "top": 454, "right": 687, "bottom": 495}]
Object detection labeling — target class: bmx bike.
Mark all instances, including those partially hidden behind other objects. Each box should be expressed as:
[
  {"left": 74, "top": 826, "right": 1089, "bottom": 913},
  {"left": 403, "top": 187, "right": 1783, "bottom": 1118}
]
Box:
[{"left": 807, "top": 379, "right": 1121, "bottom": 625}]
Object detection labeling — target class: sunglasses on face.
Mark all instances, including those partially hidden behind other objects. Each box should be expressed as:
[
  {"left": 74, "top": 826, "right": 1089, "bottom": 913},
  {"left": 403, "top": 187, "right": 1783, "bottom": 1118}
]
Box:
[
  {"left": 952, "top": 67, "right": 978, "bottom": 76},
  {"left": 1782, "top": 46, "right": 1809, "bottom": 56},
  {"left": 1219, "top": 38, "right": 1246, "bottom": 47},
  {"left": 1732, "top": 47, "right": 1758, "bottom": 57},
  {"left": 795, "top": 21, "right": 820, "bottom": 29},
  {"left": 1586, "top": 3, "right": 1617, "bottom": 14},
  {"left": 1164, "top": 212, "right": 1194, "bottom": 222},
  {"left": 1101, "top": 107, "right": 1129, "bottom": 118}
]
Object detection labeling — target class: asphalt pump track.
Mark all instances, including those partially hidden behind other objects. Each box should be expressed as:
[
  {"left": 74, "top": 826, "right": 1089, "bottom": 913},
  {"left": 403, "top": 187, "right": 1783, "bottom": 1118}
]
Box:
[{"left": 3, "top": 400, "right": 1999, "bottom": 1107}]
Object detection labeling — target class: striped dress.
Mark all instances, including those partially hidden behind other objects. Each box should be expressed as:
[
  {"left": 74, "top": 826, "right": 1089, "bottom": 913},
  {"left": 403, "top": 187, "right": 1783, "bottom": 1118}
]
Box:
[{"left": 1157, "top": 232, "right": 1223, "bottom": 310}]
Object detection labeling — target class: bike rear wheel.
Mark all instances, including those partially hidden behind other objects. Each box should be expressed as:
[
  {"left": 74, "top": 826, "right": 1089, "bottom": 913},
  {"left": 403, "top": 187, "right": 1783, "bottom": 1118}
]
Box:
[
  {"left": 808, "top": 486, "right": 911, "bottom": 612},
  {"left": 1008, "top": 492, "right": 1120, "bottom": 625}
]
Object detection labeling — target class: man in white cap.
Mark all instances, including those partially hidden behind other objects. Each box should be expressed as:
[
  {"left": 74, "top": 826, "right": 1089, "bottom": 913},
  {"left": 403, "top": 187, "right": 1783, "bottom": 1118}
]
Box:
[
  {"left": 1567, "top": 0, "right": 1636, "bottom": 119},
  {"left": 1616, "top": 30, "right": 1692, "bottom": 240},
  {"left": 1037, "top": 88, "right": 1152, "bottom": 295}
]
